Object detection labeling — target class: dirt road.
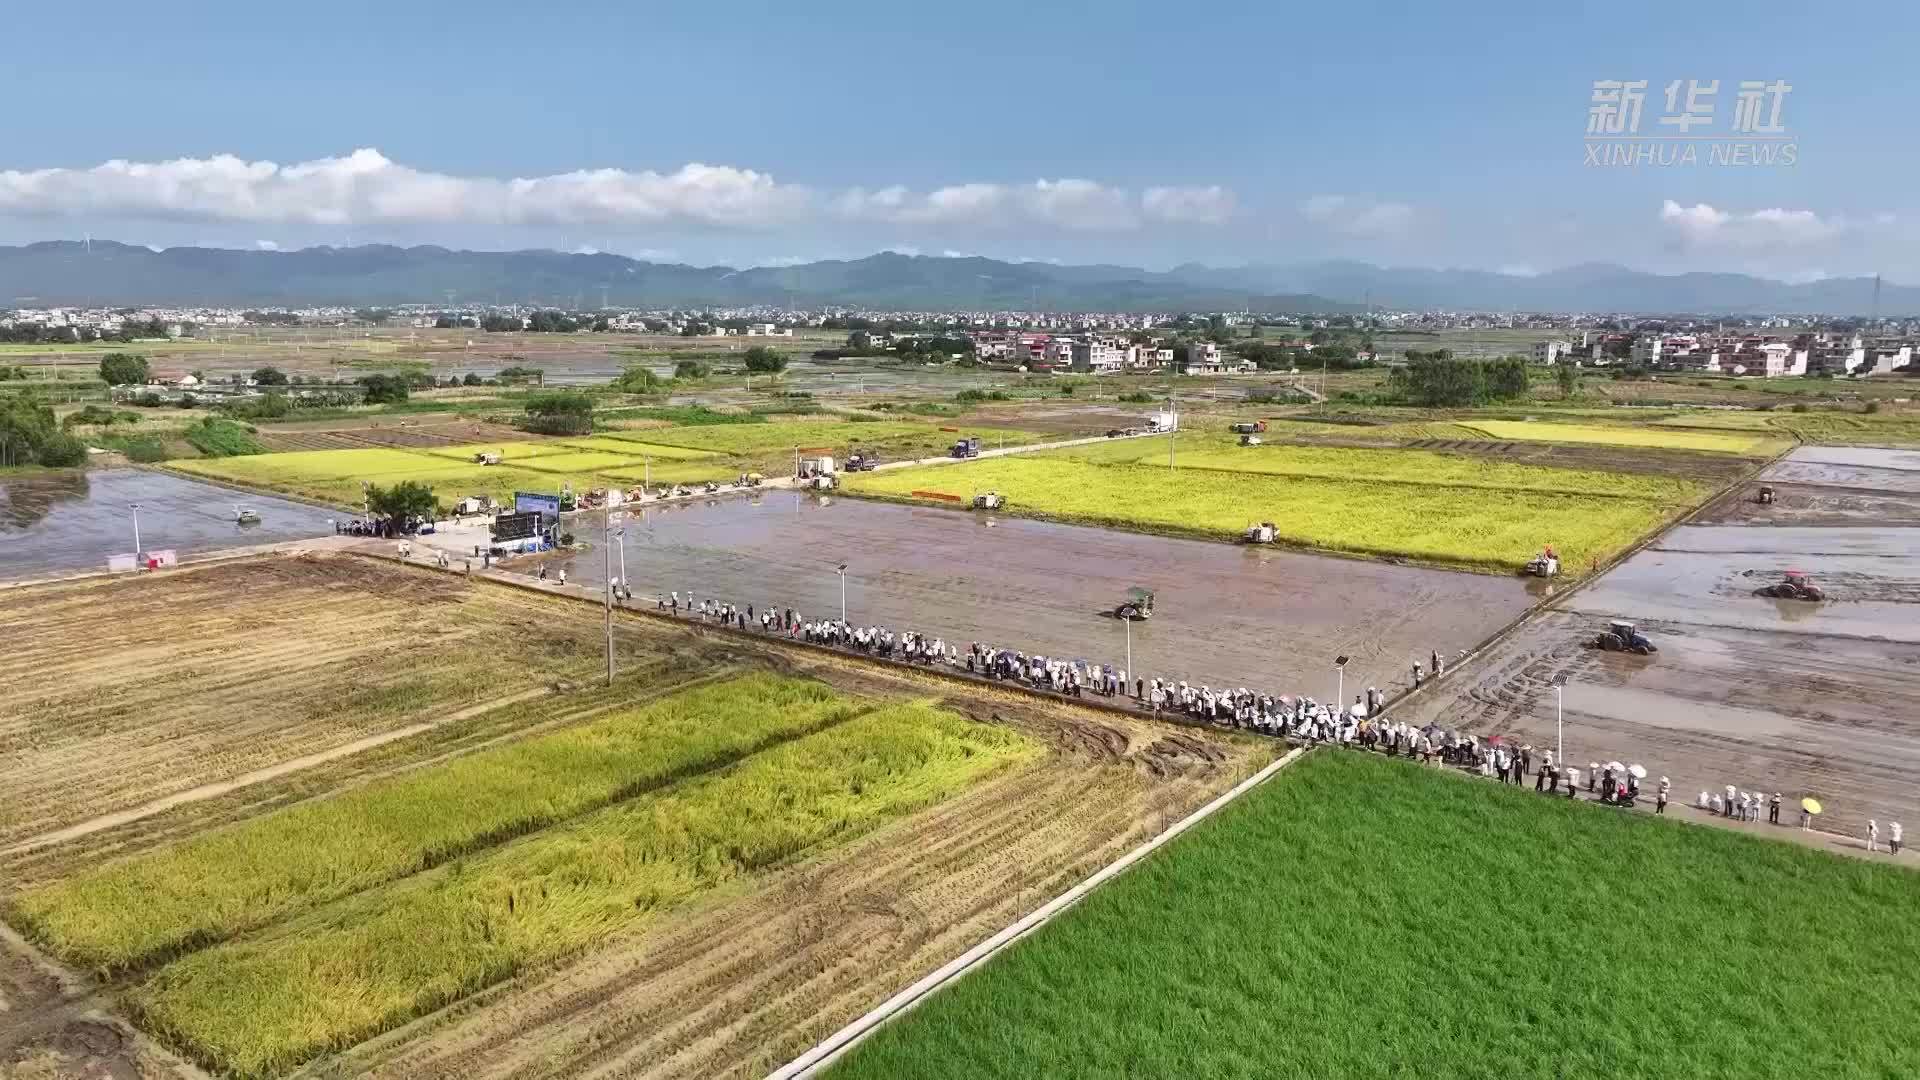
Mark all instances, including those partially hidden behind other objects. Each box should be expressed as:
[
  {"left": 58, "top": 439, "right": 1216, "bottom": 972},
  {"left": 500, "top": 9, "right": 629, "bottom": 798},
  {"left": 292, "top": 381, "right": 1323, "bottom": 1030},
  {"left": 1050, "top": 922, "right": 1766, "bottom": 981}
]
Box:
[{"left": 511, "top": 494, "right": 1534, "bottom": 699}]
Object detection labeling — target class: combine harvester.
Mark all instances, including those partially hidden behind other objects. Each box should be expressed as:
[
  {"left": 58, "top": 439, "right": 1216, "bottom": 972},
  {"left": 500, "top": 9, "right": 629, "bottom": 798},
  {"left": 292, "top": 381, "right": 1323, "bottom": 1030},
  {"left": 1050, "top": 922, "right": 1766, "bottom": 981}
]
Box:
[
  {"left": 1756, "top": 569, "right": 1825, "bottom": 601},
  {"left": 1524, "top": 546, "right": 1560, "bottom": 577},
  {"left": 972, "top": 491, "right": 1006, "bottom": 510},
  {"left": 1241, "top": 521, "right": 1276, "bottom": 544}
]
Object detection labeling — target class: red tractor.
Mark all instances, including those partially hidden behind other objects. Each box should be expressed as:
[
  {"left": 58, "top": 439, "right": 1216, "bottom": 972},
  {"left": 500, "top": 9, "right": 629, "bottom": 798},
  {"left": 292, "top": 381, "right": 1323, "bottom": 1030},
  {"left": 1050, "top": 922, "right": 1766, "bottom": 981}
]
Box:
[{"left": 1757, "top": 569, "right": 1825, "bottom": 602}]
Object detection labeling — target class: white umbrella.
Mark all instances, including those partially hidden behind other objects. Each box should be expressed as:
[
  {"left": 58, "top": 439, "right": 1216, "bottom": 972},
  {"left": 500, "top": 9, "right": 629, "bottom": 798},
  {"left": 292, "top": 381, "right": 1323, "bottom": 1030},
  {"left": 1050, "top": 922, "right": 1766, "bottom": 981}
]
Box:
[
  {"left": 1606, "top": 761, "right": 1625, "bottom": 773},
  {"left": 1627, "top": 764, "right": 1648, "bottom": 780}
]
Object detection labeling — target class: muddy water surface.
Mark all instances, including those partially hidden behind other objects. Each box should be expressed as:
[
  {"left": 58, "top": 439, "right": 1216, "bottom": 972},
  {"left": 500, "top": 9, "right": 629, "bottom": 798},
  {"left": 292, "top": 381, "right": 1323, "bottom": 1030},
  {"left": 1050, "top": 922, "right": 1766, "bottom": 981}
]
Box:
[
  {"left": 525, "top": 493, "right": 1535, "bottom": 697},
  {"left": 0, "top": 469, "right": 336, "bottom": 579}
]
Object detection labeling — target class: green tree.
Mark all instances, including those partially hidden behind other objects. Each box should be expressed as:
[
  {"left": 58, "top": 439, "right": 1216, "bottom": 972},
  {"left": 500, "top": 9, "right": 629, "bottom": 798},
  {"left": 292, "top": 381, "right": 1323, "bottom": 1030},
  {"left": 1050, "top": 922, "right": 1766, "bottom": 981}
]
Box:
[
  {"left": 1555, "top": 361, "right": 1579, "bottom": 397},
  {"left": 251, "top": 366, "right": 289, "bottom": 386},
  {"left": 366, "top": 480, "right": 440, "bottom": 524},
  {"left": 99, "top": 352, "right": 150, "bottom": 386},
  {"left": 357, "top": 374, "right": 410, "bottom": 405},
  {"left": 520, "top": 391, "right": 596, "bottom": 435},
  {"left": 673, "top": 359, "right": 711, "bottom": 379},
  {"left": 462, "top": 373, "right": 483, "bottom": 386},
  {"left": 742, "top": 346, "right": 788, "bottom": 374},
  {"left": 612, "top": 365, "right": 665, "bottom": 393}
]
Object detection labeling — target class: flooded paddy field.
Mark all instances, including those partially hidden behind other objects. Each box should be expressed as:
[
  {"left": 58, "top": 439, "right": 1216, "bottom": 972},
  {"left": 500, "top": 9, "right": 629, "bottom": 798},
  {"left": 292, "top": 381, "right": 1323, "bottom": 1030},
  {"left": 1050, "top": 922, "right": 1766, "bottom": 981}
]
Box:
[
  {"left": 516, "top": 492, "right": 1536, "bottom": 699},
  {"left": 1399, "top": 446, "right": 1920, "bottom": 835},
  {"left": 0, "top": 468, "right": 336, "bottom": 580}
]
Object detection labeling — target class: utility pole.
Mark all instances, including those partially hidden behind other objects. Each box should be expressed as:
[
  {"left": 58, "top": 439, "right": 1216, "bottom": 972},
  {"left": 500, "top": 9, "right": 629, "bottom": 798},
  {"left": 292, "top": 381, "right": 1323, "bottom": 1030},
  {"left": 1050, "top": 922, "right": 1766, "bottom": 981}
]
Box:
[
  {"left": 603, "top": 515, "right": 616, "bottom": 686},
  {"left": 130, "top": 502, "right": 142, "bottom": 555},
  {"left": 836, "top": 563, "right": 849, "bottom": 623}
]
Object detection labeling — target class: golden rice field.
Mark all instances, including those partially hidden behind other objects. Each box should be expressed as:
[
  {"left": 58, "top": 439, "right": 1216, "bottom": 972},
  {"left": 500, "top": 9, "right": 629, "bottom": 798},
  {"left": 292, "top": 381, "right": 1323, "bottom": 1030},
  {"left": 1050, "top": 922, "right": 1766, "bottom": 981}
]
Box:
[
  {"left": 613, "top": 420, "right": 963, "bottom": 454},
  {"left": 11, "top": 673, "right": 1034, "bottom": 1078},
  {"left": 1053, "top": 439, "right": 1709, "bottom": 502},
  {"left": 167, "top": 420, "right": 1013, "bottom": 508},
  {"left": 1455, "top": 420, "right": 1788, "bottom": 456},
  {"left": 846, "top": 456, "right": 1699, "bottom": 573}
]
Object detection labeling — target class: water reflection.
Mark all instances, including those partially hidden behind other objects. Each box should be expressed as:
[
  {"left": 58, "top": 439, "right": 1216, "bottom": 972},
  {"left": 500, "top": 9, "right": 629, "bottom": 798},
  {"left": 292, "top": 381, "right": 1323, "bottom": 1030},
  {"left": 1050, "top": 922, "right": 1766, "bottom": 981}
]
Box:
[{"left": 0, "top": 470, "right": 90, "bottom": 531}]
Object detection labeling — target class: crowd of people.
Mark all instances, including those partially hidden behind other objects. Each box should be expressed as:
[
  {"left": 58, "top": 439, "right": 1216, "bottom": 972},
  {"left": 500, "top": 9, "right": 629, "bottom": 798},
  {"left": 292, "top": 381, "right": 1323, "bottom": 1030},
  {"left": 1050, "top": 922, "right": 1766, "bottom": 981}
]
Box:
[{"left": 581, "top": 583, "right": 1905, "bottom": 857}]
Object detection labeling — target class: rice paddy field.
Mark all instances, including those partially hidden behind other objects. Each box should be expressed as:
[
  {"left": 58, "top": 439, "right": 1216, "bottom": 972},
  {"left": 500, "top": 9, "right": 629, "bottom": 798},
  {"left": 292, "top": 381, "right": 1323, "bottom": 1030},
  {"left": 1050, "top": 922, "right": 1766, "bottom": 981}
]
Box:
[
  {"left": 1455, "top": 419, "right": 1788, "bottom": 456},
  {"left": 831, "top": 751, "right": 1920, "bottom": 1080},
  {"left": 846, "top": 447, "right": 1706, "bottom": 574},
  {"left": 164, "top": 420, "right": 1030, "bottom": 508},
  {"left": 128, "top": 697, "right": 1033, "bottom": 1077},
  {"left": 0, "top": 554, "right": 1272, "bottom": 1080}
]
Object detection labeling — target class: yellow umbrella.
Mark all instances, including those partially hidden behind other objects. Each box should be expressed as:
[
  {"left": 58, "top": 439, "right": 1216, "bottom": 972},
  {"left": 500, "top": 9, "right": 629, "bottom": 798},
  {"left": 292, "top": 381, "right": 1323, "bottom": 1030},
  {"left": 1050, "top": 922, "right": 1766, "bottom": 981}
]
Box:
[{"left": 1802, "top": 797, "right": 1823, "bottom": 815}]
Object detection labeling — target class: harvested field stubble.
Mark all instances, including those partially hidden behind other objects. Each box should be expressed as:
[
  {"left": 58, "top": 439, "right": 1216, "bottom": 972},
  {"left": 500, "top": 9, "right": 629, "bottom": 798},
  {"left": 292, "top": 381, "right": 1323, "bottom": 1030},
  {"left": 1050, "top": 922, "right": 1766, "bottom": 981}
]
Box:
[
  {"left": 131, "top": 703, "right": 1037, "bottom": 1078},
  {"left": 0, "top": 557, "right": 668, "bottom": 846},
  {"left": 831, "top": 751, "right": 1920, "bottom": 1080},
  {"left": 11, "top": 674, "right": 868, "bottom": 974}
]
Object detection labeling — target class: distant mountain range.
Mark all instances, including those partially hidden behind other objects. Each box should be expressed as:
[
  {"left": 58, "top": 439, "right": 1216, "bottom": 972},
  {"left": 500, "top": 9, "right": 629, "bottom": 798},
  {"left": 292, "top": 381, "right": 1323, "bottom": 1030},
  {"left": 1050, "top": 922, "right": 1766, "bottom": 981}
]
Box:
[{"left": 0, "top": 241, "right": 1911, "bottom": 314}]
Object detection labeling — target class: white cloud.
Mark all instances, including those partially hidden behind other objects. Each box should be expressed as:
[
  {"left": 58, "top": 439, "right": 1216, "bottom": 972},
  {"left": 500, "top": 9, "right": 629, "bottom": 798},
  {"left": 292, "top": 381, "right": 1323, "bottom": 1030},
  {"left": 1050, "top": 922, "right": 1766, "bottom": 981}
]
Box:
[
  {"left": 1657, "top": 199, "right": 1846, "bottom": 250},
  {"left": 1141, "top": 185, "right": 1236, "bottom": 224},
  {"left": 254, "top": 239, "right": 279, "bottom": 251},
  {"left": 0, "top": 149, "right": 1243, "bottom": 244},
  {"left": 1299, "top": 194, "right": 1414, "bottom": 238},
  {"left": 0, "top": 149, "right": 808, "bottom": 230},
  {"left": 838, "top": 178, "right": 1232, "bottom": 231}
]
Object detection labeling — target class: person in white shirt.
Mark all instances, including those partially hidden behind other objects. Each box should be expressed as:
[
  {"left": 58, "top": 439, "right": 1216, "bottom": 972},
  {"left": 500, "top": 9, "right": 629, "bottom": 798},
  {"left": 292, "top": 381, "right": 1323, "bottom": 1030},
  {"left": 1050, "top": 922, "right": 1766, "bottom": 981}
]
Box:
[
  {"left": 1890, "top": 821, "right": 1904, "bottom": 855},
  {"left": 1724, "top": 784, "right": 1737, "bottom": 817},
  {"left": 1866, "top": 819, "right": 1879, "bottom": 853}
]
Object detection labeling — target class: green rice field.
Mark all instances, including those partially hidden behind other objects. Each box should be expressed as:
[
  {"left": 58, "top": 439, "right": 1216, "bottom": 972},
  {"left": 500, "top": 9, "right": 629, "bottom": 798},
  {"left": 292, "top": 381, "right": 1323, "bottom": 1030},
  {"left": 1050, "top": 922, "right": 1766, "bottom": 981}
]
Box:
[{"left": 831, "top": 751, "right": 1920, "bottom": 1080}]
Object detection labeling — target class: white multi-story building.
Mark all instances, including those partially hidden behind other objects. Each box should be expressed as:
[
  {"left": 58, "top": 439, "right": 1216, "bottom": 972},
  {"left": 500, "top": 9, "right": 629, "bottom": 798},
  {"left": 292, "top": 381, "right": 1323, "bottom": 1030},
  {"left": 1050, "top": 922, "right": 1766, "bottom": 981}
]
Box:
[
  {"left": 1533, "top": 339, "right": 1573, "bottom": 365},
  {"left": 1069, "top": 335, "right": 1128, "bottom": 372}
]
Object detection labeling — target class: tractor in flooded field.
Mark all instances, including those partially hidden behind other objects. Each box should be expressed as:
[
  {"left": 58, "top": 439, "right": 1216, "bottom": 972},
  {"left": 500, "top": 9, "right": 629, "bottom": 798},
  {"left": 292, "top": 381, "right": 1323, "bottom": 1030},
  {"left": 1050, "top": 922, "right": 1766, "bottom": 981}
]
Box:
[
  {"left": 1756, "top": 569, "right": 1825, "bottom": 602},
  {"left": 1114, "top": 587, "right": 1154, "bottom": 621},
  {"left": 1594, "top": 619, "right": 1656, "bottom": 655}
]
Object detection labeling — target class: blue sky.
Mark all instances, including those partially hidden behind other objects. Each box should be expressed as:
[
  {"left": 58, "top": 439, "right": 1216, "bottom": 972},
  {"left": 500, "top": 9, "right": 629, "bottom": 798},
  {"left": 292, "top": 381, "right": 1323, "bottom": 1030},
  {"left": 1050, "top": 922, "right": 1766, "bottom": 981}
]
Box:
[{"left": 2, "top": 0, "right": 1914, "bottom": 279}]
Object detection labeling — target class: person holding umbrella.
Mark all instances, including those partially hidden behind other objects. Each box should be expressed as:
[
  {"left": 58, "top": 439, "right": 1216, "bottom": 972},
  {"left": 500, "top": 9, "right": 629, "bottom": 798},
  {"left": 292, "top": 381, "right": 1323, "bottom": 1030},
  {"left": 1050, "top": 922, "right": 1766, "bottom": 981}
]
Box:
[
  {"left": 1867, "top": 819, "right": 1880, "bottom": 853},
  {"left": 1769, "top": 792, "right": 1782, "bottom": 825},
  {"left": 1801, "top": 797, "right": 1820, "bottom": 829}
]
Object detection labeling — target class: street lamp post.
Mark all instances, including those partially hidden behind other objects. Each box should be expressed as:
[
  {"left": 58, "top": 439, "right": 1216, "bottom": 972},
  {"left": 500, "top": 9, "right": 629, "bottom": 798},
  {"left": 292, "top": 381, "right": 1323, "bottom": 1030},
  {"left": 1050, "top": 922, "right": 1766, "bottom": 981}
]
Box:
[
  {"left": 129, "top": 502, "right": 142, "bottom": 555},
  {"left": 1551, "top": 673, "right": 1569, "bottom": 762},
  {"left": 1124, "top": 612, "right": 1133, "bottom": 691},
  {"left": 603, "top": 514, "right": 624, "bottom": 687},
  {"left": 1334, "top": 654, "right": 1351, "bottom": 711},
  {"left": 835, "top": 563, "right": 848, "bottom": 623}
]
